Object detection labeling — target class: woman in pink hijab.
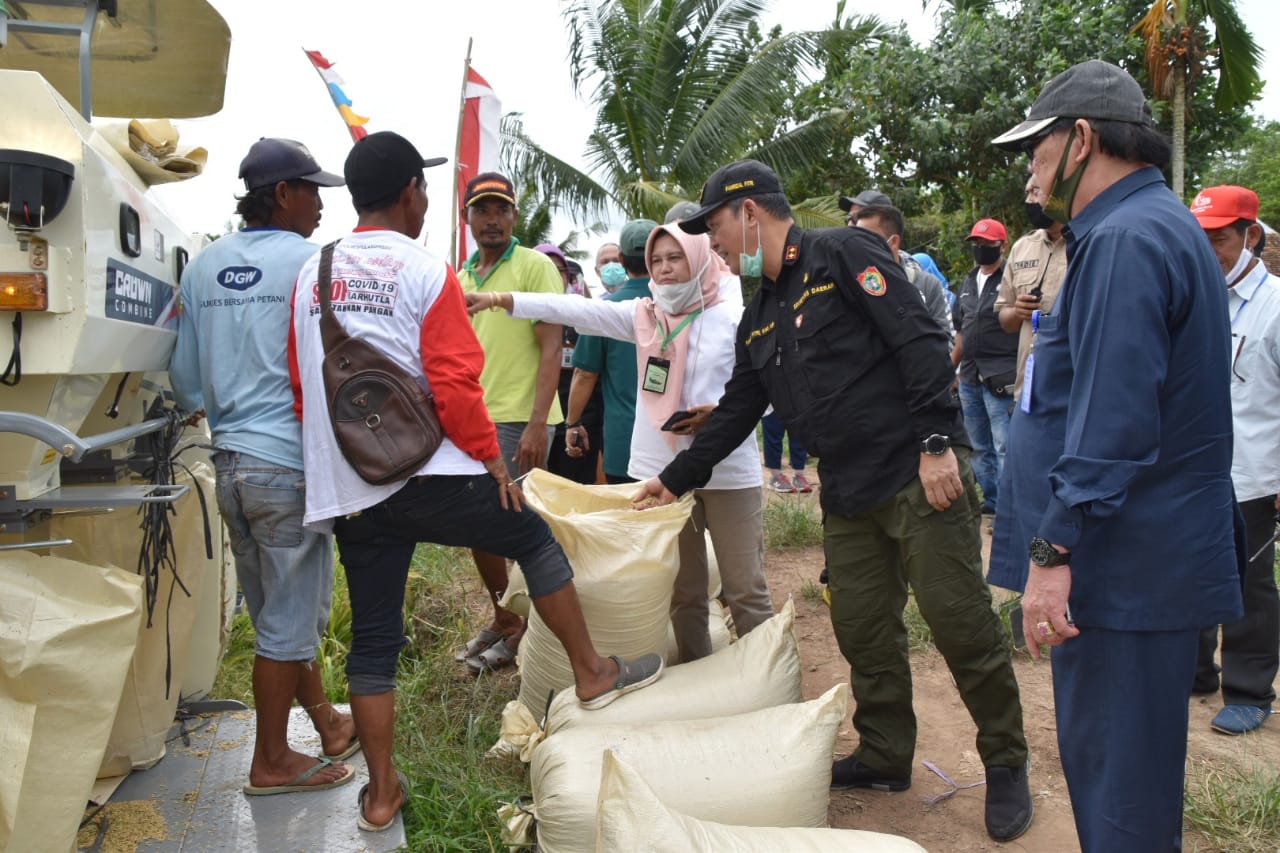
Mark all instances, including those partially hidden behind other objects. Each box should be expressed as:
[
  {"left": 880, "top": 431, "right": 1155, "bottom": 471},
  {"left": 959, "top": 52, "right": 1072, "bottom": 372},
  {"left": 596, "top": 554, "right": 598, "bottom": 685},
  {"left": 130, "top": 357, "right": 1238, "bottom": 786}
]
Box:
[{"left": 467, "top": 222, "right": 772, "bottom": 662}]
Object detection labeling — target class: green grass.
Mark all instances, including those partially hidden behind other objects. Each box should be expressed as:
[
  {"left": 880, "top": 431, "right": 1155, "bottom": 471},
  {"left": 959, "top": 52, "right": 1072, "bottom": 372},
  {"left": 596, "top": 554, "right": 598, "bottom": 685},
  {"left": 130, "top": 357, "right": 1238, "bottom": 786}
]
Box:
[
  {"left": 903, "top": 594, "right": 934, "bottom": 652},
  {"left": 762, "top": 494, "right": 824, "bottom": 549},
  {"left": 798, "top": 577, "right": 824, "bottom": 602},
  {"left": 212, "top": 543, "right": 528, "bottom": 851},
  {"left": 1184, "top": 759, "right": 1280, "bottom": 851}
]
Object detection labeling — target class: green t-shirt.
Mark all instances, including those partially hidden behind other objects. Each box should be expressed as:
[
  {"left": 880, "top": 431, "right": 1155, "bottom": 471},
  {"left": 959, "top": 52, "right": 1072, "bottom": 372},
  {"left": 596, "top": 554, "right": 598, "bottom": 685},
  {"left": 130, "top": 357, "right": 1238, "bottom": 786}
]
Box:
[{"left": 459, "top": 239, "right": 565, "bottom": 424}]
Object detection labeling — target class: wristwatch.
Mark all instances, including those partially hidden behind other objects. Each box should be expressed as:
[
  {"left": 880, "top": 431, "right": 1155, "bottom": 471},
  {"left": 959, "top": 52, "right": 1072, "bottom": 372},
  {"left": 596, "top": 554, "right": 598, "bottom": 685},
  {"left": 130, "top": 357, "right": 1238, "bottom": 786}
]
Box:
[
  {"left": 920, "top": 434, "right": 950, "bottom": 456},
  {"left": 1029, "top": 536, "right": 1071, "bottom": 567}
]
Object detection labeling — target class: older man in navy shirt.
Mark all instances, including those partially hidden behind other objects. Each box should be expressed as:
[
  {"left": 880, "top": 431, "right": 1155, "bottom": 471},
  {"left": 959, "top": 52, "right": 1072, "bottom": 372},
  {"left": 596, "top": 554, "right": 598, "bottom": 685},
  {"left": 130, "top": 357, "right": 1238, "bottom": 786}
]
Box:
[{"left": 991, "top": 61, "right": 1243, "bottom": 851}]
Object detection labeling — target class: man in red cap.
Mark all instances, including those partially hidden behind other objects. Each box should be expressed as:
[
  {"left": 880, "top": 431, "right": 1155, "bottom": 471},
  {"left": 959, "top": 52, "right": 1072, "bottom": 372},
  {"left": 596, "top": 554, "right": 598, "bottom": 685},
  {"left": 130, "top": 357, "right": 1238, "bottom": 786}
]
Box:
[
  {"left": 1189, "top": 184, "right": 1280, "bottom": 736},
  {"left": 951, "top": 218, "right": 1019, "bottom": 520}
]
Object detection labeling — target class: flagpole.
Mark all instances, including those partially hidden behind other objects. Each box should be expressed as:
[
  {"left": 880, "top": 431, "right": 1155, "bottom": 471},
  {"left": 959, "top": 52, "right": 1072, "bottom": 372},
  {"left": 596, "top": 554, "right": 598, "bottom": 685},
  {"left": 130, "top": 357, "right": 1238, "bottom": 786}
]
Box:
[{"left": 450, "top": 38, "right": 474, "bottom": 268}]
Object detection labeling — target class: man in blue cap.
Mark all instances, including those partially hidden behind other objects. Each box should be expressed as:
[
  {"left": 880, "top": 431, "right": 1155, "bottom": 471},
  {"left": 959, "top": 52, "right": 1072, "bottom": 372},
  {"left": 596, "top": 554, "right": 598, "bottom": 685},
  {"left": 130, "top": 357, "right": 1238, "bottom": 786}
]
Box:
[{"left": 171, "top": 138, "right": 358, "bottom": 796}]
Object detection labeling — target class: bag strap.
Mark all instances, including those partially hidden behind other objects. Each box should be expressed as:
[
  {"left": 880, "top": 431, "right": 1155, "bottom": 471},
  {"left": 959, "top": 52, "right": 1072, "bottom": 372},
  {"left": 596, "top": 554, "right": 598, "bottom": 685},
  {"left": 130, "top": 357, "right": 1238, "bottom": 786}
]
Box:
[{"left": 317, "top": 240, "right": 347, "bottom": 352}]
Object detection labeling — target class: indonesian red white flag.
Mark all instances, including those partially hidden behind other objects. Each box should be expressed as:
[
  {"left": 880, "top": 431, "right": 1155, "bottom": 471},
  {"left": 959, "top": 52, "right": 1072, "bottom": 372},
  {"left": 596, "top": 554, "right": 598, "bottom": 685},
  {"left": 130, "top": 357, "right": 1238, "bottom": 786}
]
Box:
[{"left": 456, "top": 67, "right": 502, "bottom": 268}]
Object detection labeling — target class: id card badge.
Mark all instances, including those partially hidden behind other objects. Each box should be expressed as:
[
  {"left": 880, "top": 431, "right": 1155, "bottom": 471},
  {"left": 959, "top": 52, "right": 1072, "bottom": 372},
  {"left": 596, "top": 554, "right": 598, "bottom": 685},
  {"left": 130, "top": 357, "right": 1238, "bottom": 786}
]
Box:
[
  {"left": 642, "top": 355, "right": 671, "bottom": 393},
  {"left": 1019, "top": 352, "right": 1034, "bottom": 414},
  {"left": 561, "top": 345, "right": 575, "bottom": 369}
]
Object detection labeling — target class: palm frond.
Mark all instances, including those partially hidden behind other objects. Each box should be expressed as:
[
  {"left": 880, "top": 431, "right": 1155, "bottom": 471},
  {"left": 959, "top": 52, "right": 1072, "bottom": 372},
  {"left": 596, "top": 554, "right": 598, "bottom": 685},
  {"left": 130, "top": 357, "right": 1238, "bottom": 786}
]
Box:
[
  {"left": 790, "top": 196, "right": 845, "bottom": 230},
  {"left": 501, "top": 113, "right": 618, "bottom": 223},
  {"left": 1199, "top": 0, "right": 1262, "bottom": 110}
]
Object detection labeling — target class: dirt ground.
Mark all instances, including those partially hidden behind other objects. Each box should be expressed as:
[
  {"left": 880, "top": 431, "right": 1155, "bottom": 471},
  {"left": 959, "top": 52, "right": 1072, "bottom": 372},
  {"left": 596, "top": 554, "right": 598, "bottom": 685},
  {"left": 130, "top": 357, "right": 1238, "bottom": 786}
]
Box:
[{"left": 762, "top": 488, "right": 1280, "bottom": 851}]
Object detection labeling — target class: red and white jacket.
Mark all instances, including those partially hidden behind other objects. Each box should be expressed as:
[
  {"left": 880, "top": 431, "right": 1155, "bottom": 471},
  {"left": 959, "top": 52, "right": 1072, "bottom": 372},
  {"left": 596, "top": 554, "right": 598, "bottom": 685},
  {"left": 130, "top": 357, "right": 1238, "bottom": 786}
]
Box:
[{"left": 288, "top": 227, "right": 499, "bottom": 528}]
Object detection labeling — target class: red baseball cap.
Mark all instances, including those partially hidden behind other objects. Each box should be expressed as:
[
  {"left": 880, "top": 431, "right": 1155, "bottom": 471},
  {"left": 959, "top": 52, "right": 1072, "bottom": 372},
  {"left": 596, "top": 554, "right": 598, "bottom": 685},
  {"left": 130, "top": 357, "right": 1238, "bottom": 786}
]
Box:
[
  {"left": 1190, "top": 185, "right": 1259, "bottom": 230},
  {"left": 965, "top": 218, "right": 1007, "bottom": 242}
]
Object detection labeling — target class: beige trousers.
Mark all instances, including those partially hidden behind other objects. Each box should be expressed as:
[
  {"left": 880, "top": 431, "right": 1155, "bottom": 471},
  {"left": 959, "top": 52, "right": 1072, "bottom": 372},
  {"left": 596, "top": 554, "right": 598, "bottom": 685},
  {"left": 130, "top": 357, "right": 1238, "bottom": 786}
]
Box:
[{"left": 670, "top": 486, "right": 773, "bottom": 662}]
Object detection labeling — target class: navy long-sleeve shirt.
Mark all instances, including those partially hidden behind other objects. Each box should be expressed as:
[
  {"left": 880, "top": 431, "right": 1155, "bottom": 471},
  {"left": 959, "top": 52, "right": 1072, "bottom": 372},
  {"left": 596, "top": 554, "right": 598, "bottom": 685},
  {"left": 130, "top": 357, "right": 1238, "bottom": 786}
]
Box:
[{"left": 990, "top": 167, "right": 1242, "bottom": 630}]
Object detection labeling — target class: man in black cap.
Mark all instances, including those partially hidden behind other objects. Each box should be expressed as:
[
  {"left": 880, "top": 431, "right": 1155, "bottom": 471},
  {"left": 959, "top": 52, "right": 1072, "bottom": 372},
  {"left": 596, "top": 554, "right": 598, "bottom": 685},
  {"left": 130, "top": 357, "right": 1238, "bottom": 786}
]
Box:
[
  {"left": 990, "top": 60, "right": 1242, "bottom": 848},
  {"left": 288, "top": 130, "right": 663, "bottom": 833},
  {"left": 837, "top": 188, "right": 892, "bottom": 225},
  {"left": 170, "top": 138, "right": 359, "bottom": 796},
  {"left": 633, "top": 159, "right": 1033, "bottom": 842}
]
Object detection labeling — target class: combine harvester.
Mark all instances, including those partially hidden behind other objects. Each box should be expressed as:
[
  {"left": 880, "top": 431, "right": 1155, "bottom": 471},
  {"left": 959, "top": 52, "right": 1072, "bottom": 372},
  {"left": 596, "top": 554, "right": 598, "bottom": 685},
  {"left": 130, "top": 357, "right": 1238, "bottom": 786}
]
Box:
[{"left": 0, "top": 3, "right": 399, "bottom": 849}]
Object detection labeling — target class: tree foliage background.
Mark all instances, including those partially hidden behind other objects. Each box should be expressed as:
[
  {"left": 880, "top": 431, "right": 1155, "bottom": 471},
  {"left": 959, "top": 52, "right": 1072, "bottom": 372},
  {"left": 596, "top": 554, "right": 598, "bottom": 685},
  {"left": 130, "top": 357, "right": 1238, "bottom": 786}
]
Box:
[{"left": 507, "top": 0, "right": 1266, "bottom": 286}]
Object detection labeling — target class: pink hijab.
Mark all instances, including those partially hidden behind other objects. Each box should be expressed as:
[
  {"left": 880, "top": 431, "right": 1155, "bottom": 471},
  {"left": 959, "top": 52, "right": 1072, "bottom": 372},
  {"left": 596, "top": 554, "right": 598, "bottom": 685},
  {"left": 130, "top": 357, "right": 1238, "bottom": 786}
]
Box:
[{"left": 635, "top": 224, "right": 728, "bottom": 447}]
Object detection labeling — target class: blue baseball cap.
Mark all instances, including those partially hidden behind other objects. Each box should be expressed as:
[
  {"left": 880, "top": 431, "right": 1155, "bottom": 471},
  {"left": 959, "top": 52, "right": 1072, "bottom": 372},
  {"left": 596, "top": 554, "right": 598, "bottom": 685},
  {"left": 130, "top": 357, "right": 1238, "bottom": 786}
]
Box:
[{"left": 239, "top": 138, "right": 344, "bottom": 191}]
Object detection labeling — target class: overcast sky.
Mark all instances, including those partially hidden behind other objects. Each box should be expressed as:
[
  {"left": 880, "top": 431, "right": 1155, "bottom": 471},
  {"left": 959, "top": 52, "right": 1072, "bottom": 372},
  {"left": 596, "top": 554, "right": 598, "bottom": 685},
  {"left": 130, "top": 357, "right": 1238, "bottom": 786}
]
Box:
[{"left": 151, "top": 0, "right": 1280, "bottom": 269}]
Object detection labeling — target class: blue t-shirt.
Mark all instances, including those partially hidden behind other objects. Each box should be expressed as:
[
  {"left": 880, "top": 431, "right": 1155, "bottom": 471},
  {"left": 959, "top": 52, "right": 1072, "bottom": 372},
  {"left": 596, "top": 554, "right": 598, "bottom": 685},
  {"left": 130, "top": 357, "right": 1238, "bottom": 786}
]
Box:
[
  {"left": 170, "top": 228, "right": 318, "bottom": 469},
  {"left": 572, "top": 277, "right": 648, "bottom": 476}
]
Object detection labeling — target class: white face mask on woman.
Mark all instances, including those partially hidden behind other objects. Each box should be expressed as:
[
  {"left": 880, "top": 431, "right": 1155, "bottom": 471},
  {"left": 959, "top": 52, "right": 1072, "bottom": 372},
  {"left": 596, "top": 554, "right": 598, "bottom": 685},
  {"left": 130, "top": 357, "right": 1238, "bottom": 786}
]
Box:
[{"left": 651, "top": 259, "right": 710, "bottom": 315}]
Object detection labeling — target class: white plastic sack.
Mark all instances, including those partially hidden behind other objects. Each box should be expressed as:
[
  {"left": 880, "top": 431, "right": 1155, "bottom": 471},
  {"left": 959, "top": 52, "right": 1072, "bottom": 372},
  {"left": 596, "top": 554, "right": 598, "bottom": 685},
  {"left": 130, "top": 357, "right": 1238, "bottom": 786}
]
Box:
[
  {"left": 489, "top": 600, "right": 798, "bottom": 762},
  {"left": 531, "top": 684, "right": 848, "bottom": 853},
  {"left": 47, "top": 463, "right": 220, "bottom": 775},
  {"left": 548, "top": 599, "right": 801, "bottom": 737},
  {"left": 500, "top": 562, "right": 531, "bottom": 618},
  {"left": 597, "top": 750, "right": 928, "bottom": 852},
  {"left": 0, "top": 553, "right": 143, "bottom": 852},
  {"left": 515, "top": 471, "right": 691, "bottom": 715}
]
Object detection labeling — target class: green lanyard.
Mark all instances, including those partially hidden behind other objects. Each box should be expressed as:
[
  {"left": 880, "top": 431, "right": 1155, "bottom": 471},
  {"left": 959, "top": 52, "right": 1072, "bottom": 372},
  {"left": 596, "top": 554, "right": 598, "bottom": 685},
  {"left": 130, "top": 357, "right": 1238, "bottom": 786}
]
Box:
[{"left": 660, "top": 309, "right": 701, "bottom": 353}]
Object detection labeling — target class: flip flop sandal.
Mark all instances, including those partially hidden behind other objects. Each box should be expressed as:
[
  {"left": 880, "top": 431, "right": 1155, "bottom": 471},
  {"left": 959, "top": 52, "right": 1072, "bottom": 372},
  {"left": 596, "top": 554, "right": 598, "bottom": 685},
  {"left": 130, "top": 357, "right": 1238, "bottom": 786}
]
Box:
[
  {"left": 242, "top": 756, "right": 355, "bottom": 796},
  {"left": 322, "top": 736, "right": 362, "bottom": 762},
  {"left": 454, "top": 628, "right": 504, "bottom": 662},
  {"left": 357, "top": 770, "right": 409, "bottom": 832},
  {"left": 465, "top": 635, "right": 519, "bottom": 674},
  {"left": 578, "top": 653, "right": 665, "bottom": 710}
]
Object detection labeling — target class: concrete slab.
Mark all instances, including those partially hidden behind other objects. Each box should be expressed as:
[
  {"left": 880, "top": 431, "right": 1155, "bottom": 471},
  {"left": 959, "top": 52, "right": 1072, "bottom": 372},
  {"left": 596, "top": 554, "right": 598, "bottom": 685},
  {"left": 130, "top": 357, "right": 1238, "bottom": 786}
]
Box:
[{"left": 77, "top": 705, "right": 405, "bottom": 852}]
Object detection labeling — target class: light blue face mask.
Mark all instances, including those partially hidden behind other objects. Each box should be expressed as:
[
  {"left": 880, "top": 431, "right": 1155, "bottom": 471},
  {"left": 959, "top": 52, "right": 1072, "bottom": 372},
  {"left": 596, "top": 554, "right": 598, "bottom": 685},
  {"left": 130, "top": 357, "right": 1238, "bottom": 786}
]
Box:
[
  {"left": 600, "top": 261, "right": 627, "bottom": 291},
  {"left": 739, "top": 214, "right": 763, "bottom": 278}
]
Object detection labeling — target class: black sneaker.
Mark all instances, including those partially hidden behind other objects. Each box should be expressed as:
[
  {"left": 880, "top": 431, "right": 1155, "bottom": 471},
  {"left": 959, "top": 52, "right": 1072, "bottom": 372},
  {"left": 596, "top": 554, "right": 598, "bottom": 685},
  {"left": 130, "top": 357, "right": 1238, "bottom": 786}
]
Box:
[
  {"left": 830, "top": 755, "right": 911, "bottom": 792},
  {"left": 985, "top": 763, "right": 1034, "bottom": 841}
]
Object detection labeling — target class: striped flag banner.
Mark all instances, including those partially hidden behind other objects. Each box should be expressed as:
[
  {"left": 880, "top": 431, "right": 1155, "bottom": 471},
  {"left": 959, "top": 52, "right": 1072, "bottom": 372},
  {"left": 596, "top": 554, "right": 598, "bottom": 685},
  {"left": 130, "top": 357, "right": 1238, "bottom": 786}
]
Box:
[
  {"left": 303, "top": 49, "right": 369, "bottom": 142},
  {"left": 455, "top": 65, "right": 501, "bottom": 267}
]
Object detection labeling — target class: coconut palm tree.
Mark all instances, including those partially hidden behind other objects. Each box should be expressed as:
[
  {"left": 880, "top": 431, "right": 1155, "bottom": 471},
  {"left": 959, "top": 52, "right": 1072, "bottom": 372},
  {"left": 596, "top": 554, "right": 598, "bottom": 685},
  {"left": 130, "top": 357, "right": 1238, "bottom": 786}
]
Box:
[
  {"left": 1134, "top": 0, "right": 1261, "bottom": 198},
  {"left": 503, "top": 0, "right": 887, "bottom": 225}
]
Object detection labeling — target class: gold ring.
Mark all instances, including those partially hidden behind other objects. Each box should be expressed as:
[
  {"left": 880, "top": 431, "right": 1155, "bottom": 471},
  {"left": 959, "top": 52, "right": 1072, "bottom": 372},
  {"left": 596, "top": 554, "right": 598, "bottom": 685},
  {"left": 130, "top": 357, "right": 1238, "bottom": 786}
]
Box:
[{"left": 1037, "top": 621, "right": 1055, "bottom": 637}]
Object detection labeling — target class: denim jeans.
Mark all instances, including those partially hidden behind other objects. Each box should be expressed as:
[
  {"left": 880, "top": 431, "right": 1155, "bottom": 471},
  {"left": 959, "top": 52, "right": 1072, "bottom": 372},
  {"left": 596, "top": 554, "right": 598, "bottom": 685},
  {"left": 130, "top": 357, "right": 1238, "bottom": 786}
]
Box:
[
  {"left": 333, "top": 474, "right": 574, "bottom": 694},
  {"left": 958, "top": 379, "right": 1012, "bottom": 509},
  {"left": 761, "top": 410, "right": 807, "bottom": 470},
  {"left": 213, "top": 450, "right": 334, "bottom": 661}
]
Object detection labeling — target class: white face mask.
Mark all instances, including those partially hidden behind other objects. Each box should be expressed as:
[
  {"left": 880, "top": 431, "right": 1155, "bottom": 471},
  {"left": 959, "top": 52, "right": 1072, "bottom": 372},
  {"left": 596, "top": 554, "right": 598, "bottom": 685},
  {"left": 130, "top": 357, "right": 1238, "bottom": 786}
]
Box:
[
  {"left": 1225, "top": 246, "right": 1253, "bottom": 287},
  {"left": 651, "top": 260, "right": 710, "bottom": 315}
]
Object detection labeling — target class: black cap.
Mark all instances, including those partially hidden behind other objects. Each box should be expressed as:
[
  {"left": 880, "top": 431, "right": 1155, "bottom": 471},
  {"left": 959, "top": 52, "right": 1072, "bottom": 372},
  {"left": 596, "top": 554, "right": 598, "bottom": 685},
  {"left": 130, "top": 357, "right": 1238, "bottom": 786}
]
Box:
[
  {"left": 343, "top": 131, "right": 447, "bottom": 207},
  {"left": 664, "top": 200, "right": 701, "bottom": 224},
  {"left": 992, "top": 60, "right": 1154, "bottom": 150},
  {"left": 677, "top": 159, "right": 784, "bottom": 234},
  {"left": 463, "top": 172, "right": 517, "bottom": 207},
  {"left": 239, "top": 138, "right": 344, "bottom": 191},
  {"left": 837, "top": 189, "right": 892, "bottom": 213}
]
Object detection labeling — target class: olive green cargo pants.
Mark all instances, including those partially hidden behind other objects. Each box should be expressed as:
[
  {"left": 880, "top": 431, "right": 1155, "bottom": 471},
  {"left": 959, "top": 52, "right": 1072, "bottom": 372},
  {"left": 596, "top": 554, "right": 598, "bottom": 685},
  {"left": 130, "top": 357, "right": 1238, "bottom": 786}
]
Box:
[{"left": 824, "top": 449, "right": 1027, "bottom": 776}]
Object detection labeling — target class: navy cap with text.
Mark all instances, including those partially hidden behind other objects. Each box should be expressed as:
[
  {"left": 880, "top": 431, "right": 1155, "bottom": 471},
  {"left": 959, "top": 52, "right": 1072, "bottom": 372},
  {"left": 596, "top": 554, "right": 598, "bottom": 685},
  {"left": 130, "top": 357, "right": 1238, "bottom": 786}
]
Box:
[{"left": 678, "top": 159, "right": 784, "bottom": 235}]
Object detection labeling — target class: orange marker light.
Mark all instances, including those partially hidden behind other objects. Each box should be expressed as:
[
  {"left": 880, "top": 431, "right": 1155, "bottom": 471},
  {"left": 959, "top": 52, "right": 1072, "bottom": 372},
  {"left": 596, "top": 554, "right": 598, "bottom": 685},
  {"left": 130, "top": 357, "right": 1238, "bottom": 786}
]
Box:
[{"left": 0, "top": 273, "right": 49, "bottom": 311}]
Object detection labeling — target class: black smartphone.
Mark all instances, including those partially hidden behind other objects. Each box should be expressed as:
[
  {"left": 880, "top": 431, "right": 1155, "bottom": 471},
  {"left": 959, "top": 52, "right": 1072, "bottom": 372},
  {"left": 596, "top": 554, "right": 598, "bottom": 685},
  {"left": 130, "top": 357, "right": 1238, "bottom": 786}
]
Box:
[{"left": 661, "top": 410, "right": 694, "bottom": 431}]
